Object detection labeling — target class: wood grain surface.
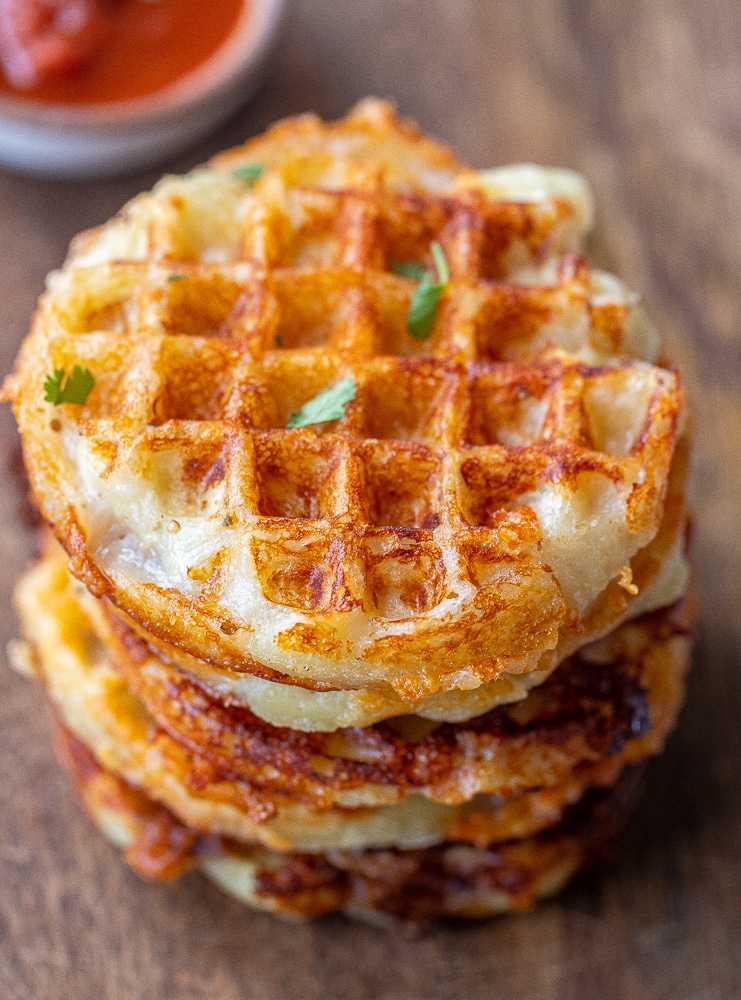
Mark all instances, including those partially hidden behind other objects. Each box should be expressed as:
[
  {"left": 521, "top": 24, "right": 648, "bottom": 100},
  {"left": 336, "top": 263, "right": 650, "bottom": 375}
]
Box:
[{"left": 1, "top": 1, "right": 740, "bottom": 997}]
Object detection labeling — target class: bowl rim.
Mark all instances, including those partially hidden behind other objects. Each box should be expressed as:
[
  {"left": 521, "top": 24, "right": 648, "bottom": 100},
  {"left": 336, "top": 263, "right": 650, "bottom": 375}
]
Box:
[{"left": 0, "top": 0, "right": 286, "bottom": 129}]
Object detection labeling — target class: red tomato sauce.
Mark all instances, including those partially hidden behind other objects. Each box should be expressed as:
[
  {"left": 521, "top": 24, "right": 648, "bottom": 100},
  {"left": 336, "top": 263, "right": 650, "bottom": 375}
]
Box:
[{"left": 0, "top": 0, "right": 246, "bottom": 103}]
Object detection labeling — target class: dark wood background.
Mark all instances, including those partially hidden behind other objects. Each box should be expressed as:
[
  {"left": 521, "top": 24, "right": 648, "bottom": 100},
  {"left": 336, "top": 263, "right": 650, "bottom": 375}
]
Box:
[{"left": 1, "top": 1, "right": 739, "bottom": 997}]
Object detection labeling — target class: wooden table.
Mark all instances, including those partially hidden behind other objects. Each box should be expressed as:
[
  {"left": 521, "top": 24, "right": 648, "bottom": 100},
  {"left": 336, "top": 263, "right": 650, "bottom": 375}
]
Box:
[{"left": 1, "top": 2, "right": 739, "bottom": 997}]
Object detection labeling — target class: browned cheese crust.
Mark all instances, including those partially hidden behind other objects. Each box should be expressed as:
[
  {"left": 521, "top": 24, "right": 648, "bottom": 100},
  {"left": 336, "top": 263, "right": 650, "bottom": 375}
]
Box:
[
  {"left": 106, "top": 599, "right": 690, "bottom": 809},
  {"left": 57, "top": 722, "right": 646, "bottom": 923}
]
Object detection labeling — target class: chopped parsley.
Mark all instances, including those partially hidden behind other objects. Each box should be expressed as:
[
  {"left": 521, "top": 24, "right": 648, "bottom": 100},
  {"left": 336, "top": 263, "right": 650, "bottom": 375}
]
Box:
[
  {"left": 286, "top": 377, "right": 356, "bottom": 429},
  {"left": 395, "top": 241, "right": 450, "bottom": 339},
  {"left": 232, "top": 164, "right": 265, "bottom": 186},
  {"left": 167, "top": 274, "right": 187, "bottom": 282},
  {"left": 273, "top": 334, "right": 283, "bottom": 348},
  {"left": 44, "top": 366, "right": 95, "bottom": 406}
]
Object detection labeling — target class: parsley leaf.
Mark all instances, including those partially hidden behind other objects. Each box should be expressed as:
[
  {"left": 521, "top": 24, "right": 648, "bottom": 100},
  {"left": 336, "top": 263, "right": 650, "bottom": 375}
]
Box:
[
  {"left": 232, "top": 164, "right": 265, "bottom": 185},
  {"left": 408, "top": 275, "right": 444, "bottom": 339},
  {"left": 273, "top": 334, "right": 283, "bottom": 348},
  {"left": 430, "top": 240, "right": 450, "bottom": 284},
  {"left": 167, "top": 274, "right": 186, "bottom": 282},
  {"left": 286, "top": 377, "right": 356, "bottom": 429},
  {"left": 406, "top": 241, "right": 449, "bottom": 339},
  {"left": 44, "top": 366, "right": 95, "bottom": 406}
]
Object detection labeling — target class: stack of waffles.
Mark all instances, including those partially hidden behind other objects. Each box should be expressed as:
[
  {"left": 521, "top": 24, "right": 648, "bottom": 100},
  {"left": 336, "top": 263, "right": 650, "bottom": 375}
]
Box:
[{"left": 4, "top": 101, "right": 692, "bottom": 923}]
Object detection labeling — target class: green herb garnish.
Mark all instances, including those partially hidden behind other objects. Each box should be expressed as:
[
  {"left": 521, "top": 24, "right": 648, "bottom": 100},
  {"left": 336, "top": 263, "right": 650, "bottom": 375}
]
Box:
[
  {"left": 286, "top": 377, "right": 356, "bottom": 429},
  {"left": 430, "top": 241, "right": 450, "bottom": 284},
  {"left": 396, "top": 241, "right": 450, "bottom": 339},
  {"left": 44, "top": 366, "right": 95, "bottom": 406},
  {"left": 167, "top": 274, "right": 186, "bottom": 282},
  {"left": 273, "top": 334, "right": 283, "bottom": 348},
  {"left": 232, "top": 164, "right": 265, "bottom": 186}
]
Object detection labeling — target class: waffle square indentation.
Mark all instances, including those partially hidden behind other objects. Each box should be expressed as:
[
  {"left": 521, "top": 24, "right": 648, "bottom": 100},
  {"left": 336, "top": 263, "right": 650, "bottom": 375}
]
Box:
[
  {"left": 253, "top": 433, "right": 345, "bottom": 520},
  {"left": 365, "top": 535, "right": 446, "bottom": 619},
  {"left": 362, "top": 442, "right": 442, "bottom": 529}
]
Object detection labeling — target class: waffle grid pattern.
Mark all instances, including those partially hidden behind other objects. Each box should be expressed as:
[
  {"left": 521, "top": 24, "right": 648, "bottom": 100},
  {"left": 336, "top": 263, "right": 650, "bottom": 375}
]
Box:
[
  {"left": 5, "top": 102, "right": 684, "bottom": 694},
  {"left": 41, "top": 178, "right": 679, "bottom": 626}
]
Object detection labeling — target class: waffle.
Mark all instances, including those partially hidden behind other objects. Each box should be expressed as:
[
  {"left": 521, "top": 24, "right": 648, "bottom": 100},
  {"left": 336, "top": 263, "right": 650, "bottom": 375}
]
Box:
[
  {"left": 12, "top": 542, "right": 689, "bottom": 852},
  {"left": 58, "top": 722, "right": 646, "bottom": 922},
  {"left": 4, "top": 101, "right": 693, "bottom": 923},
  {"left": 100, "top": 430, "right": 689, "bottom": 732},
  {"left": 3, "top": 99, "right": 686, "bottom": 701}
]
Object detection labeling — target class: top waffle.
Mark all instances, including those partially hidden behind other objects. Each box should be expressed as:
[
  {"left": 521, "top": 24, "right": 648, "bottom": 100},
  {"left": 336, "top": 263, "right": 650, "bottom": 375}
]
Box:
[{"left": 4, "top": 100, "right": 687, "bottom": 699}]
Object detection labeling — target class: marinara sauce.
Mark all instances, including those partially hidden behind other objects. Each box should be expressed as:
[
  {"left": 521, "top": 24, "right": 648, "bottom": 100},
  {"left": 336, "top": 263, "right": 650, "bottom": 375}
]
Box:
[{"left": 0, "top": 0, "right": 246, "bottom": 104}]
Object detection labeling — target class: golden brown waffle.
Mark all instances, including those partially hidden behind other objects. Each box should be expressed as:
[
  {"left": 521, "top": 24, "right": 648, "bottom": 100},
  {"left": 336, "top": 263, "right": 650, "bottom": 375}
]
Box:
[
  {"left": 4, "top": 101, "right": 687, "bottom": 701},
  {"left": 100, "top": 430, "right": 689, "bottom": 731},
  {"left": 106, "top": 590, "right": 689, "bottom": 811},
  {"left": 12, "top": 544, "right": 689, "bottom": 852},
  {"left": 57, "top": 722, "right": 646, "bottom": 922}
]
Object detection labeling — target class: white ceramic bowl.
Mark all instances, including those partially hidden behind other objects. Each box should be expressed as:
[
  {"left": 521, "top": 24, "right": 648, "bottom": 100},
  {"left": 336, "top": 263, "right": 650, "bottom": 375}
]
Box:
[{"left": 0, "top": 0, "right": 286, "bottom": 179}]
